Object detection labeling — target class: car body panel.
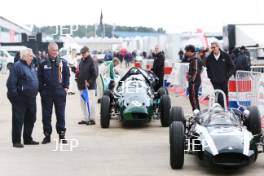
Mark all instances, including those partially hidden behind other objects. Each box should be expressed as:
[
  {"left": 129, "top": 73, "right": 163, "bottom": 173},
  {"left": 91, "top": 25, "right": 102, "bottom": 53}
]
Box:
[{"left": 186, "top": 106, "right": 258, "bottom": 167}]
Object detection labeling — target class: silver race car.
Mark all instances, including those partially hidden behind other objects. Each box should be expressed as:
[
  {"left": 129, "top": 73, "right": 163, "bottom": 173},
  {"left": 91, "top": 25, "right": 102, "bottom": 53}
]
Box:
[{"left": 169, "top": 90, "right": 263, "bottom": 169}]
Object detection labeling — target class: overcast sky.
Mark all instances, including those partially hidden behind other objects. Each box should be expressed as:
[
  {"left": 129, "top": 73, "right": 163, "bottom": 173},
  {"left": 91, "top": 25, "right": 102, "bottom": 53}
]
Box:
[{"left": 1, "top": 0, "right": 264, "bottom": 33}]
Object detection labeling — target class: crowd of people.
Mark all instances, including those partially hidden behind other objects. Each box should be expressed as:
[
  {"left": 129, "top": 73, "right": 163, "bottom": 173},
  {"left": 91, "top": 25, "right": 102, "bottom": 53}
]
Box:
[
  {"left": 6, "top": 40, "right": 253, "bottom": 148},
  {"left": 179, "top": 45, "right": 251, "bottom": 73},
  {"left": 177, "top": 44, "right": 252, "bottom": 110}
]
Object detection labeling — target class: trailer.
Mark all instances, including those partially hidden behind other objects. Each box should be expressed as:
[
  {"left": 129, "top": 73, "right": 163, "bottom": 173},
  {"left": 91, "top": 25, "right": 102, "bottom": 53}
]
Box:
[{"left": 223, "top": 24, "right": 264, "bottom": 63}]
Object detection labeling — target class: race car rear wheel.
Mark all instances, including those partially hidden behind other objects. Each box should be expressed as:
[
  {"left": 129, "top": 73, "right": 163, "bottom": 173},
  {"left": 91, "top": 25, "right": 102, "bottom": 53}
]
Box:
[
  {"left": 170, "top": 121, "right": 185, "bottom": 169},
  {"left": 245, "top": 106, "right": 261, "bottom": 137},
  {"left": 100, "top": 95, "right": 111, "bottom": 128},
  {"left": 160, "top": 95, "right": 171, "bottom": 127},
  {"left": 169, "top": 106, "right": 185, "bottom": 125}
]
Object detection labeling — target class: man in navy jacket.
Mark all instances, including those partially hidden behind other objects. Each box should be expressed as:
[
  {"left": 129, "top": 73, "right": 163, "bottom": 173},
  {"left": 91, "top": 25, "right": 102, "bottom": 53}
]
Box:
[
  {"left": 7, "top": 48, "right": 39, "bottom": 148},
  {"left": 38, "top": 42, "right": 70, "bottom": 144}
]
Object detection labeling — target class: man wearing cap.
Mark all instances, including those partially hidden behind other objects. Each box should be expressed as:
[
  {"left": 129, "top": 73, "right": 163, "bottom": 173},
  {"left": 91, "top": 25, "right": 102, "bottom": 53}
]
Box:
[
  {"left": 38, "top": 42, "right": 70, "bottom": 144},
  {"left": 76, "top": 46, "right": 97, "bottom": 125},
  {"left": 185, "top": 45, "right": 203, "bottom": 111}
]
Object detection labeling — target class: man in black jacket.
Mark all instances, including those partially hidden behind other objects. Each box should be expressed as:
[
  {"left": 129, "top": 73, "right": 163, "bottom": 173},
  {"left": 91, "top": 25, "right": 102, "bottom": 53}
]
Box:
[
  {"left": 152, "top": 45, "right": 165, "bottom": 91},
  {"left": 206, "top": 42, "right": 235, "bottom": 107},
  {"left": 7, "top": 48, "right": 39, "bottom": 148},
  {"left": 185, "top": 45, "right": 203, "bottom": 111},
  {"left": 76, "top": 46, "right": 97, "bottom": 125},
  {"left": 234, "top": 46, "right": 251, "bottom": 72}
]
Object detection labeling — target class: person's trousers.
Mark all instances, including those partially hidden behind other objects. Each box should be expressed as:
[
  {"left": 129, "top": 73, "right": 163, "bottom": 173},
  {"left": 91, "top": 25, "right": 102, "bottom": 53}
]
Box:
[
  {"left": 155, "top": 75, "right": 164, "bottom": 91},
  {"left": 69, "top": 71, "right": 77, "bottom": 93},
  {"left": 212, "top": 82, "right": 228, "bottom": 108},
  {"left": 80, "top": 89, "right": 96, "bottom": 121},
  {"left": 41, "top": 90, "right": 67, "bottom": 136},
  {"left": 188, "top": 81, "right": 201, "bottom": 111},
  {"left": 11, "top": 97, "right": 37, "bottom": 144},
  {"left": 125, "top": 60, "right": 130, "bottom": 68}
]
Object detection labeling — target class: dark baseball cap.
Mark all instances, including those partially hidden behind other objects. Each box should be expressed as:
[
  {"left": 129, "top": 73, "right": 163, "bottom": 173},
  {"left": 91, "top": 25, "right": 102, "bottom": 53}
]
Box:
[
  {"left": 81, "top": 46, "right": 89, "bottom": 53},
  {"left": 185, "top": 45, "right": 196, "bottom": 53},
  {"left": 240, "top": 46, "right": 246, "bottom": 50}
]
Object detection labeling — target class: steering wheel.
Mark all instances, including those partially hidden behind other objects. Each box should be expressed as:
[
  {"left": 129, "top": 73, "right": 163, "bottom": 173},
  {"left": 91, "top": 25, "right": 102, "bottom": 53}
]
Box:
[{"left": 129, "top": 67, "right": 140, "bottom": 75}]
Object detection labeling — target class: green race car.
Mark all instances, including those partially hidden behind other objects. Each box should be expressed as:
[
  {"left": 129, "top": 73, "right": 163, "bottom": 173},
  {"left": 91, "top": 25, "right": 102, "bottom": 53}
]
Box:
[{"left": 100, "top": 67, "right": 171, "bottom": 128}]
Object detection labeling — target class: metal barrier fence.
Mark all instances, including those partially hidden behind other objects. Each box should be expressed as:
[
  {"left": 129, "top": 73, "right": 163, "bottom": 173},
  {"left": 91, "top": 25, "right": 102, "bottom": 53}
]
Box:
[
  {"left": 257, "top": 74, "right": 264, "bottom": 128},
  {"left": 251, "top": 65, "right": 264, "bottom": 73},
  {"left": 234, "top": 71, "right": 262, "bottom": 108},
  {"left": 164, "top": 63, "right": 189, "bottom": 96},
  {"left": 230, "top": 70, "right": 264, "bottom": 128}
]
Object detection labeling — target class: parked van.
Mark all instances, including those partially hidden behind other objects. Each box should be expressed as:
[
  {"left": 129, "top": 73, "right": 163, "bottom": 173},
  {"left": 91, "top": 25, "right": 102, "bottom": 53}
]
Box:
[
  {"left": 0, "top": 48, "right": 15, "bottom": 70},
  {"left": 0, "top": 45, "right": 27, "bottom": 57}
]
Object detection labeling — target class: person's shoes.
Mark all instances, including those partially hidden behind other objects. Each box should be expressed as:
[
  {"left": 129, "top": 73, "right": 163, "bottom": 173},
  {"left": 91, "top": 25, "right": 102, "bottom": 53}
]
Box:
[
  {"left": 87, "top": 120, "right": 96, "bottom": 125},
  {"left": 24, "top": 140, "right": 39, "bottom": 145},
  {"left": 42, "top": 136, "right": 51, "bottom": 144},
  {"left": 78, "top": 120, "right": 88, "bottom": 125},
  {"left": 13, "top": 143, "right": 24, "bottom": 148},
  {"left": 59, "top": 131, "right": 67, "bottom": 144},
  {"left": 60, "top": 138, "right": 67, "bottom": 144},
  {"left": 68, "top": 92, "right": 75, "bottom": 95},
  {"left": 59, "top": 135, "right": 67, "bottom": 144}
]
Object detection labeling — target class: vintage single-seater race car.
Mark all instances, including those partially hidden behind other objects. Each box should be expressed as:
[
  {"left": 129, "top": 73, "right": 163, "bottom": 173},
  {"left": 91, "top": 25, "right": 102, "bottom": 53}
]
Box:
[
  {"left": 169, "top": 90, "right": 264, "bottom": 169},
  {"left": 100, "top": 67, "right": 172, "bottom": 128}
]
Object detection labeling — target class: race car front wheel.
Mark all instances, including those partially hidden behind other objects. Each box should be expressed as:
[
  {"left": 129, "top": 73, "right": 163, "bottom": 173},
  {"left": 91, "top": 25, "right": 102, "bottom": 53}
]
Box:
[
  {"left": 169, "top": 106, "right": 185, "bottom": 126},
  {"left": 160, "top": 95, "right": 171, "bottom": 127},
  {"left": 100, "top": 95, "right": 111, "bottom": 128},
  {"left": 103, "top": 90, "right": 111, "bottom": 97},
  {"left": 158, "top": 87, "right": 168, "bottom": 98},
  {"left": 170, "top": 121, "right": 185, "bottom": 169}
]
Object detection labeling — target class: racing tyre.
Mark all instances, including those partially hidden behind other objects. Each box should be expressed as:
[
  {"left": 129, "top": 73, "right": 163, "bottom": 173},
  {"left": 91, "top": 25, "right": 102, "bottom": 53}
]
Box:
[
  {"left": 100, "top": 95, "right": 111, "bottom": 128},
  {"left": 98, "top": 90, "right": 111, "bottom": 104},
  {"left": 103, "top": 90, "right": 111, "bottom": 97},
  {"left": 245, "top": 106, "right": 261, "bottom": 136},
  {"left": 158, "top": 87, "right": 168, "bottom": 98},
  {"left": 103, "top": 89, "right": 114, "bottom": 102},
  {"left": 170, "top": 121, "right": 185, "bottom": 169},
  {"left": 169, "top": 106, "right": 185, "bottom": 125},
  {"left": 160, "top": 95, "right": 171, "bottom": 127}
]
